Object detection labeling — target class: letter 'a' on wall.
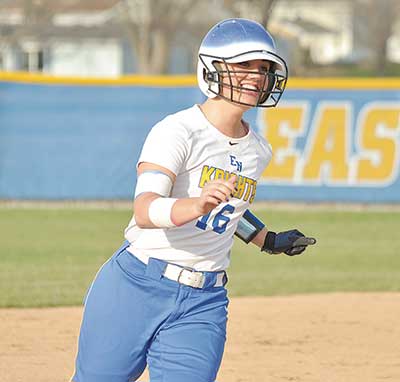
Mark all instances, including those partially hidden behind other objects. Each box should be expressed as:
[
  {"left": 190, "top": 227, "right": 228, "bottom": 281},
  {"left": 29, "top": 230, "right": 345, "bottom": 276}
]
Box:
[{"left": 302, "top": 103, "right": 351, "bottom": 184}]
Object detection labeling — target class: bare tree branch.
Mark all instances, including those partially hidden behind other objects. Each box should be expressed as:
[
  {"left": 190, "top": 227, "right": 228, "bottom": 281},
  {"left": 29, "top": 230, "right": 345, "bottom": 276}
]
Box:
[
  {"left": 115, "top": 0, "right": 200, "bottom": 73},
  {"left": 352, "top": 0, "right": 399, "bottom": 73}
]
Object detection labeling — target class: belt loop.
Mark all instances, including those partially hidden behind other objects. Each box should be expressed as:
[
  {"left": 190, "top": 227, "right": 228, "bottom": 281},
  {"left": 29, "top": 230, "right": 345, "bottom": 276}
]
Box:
[
  {"left": 145, "top": 258, "right": 166, "bottom": 281},
  {"left": 214, "top": 272, "right": 227, "bottom": 287},
  {"left": 223, "top": 272, "right": 228, "bottom": 286},
  {"left": 114, "top": 240, "right": 131, "bottom": 259}
]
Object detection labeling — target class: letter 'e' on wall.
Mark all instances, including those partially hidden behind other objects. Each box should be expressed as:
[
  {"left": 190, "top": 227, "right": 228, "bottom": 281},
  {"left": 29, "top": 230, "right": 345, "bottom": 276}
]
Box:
[{"left": 259, "top": 102, "right": 308, "bottom": 181}]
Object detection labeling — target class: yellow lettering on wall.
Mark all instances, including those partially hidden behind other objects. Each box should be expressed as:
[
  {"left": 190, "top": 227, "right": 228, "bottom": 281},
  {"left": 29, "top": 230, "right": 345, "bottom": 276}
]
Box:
[
  {"left": 356, "top": 108, "right": 399, "bottom": 182},
  {"left": 261, "top": 106, "right": 304, "bottom": 179},
  {"left": 303, "top": 105, "right": 349, "bottom": 181}
]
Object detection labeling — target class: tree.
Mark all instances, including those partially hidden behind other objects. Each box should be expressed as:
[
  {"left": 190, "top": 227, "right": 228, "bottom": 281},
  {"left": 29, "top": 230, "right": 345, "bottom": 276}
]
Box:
[
  {"left": 115, "top": 0, "right": 201, "bottom": 74},
  {"left": 223, "top": 0, "right": 278, "bottom": 27},
  {"left": 0, "top": 0, "right": 56, "bottom": 70},
  {"left": 0, "top": 0, "right": 55, "bottom": 45},
  {"left": 115, "top": 0, "right": 279, "bottom": 74},
  {"left": 352, "top": 0, "right": 400, "bottom": 73},
  {"left": 0, "top": 0, "right": 279, "bottom": 74}
]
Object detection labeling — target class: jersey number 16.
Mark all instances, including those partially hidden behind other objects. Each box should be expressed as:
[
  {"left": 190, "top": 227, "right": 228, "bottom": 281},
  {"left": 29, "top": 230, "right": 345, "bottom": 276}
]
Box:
[{"left": 195, "top": 204, "right": 235, "bottom": 234}]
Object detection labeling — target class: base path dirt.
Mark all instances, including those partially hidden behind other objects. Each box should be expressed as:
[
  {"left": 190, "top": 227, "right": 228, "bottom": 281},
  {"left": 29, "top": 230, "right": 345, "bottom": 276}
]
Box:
[{"left": 1, "top": 293, "right": 400, "bottom": 382}]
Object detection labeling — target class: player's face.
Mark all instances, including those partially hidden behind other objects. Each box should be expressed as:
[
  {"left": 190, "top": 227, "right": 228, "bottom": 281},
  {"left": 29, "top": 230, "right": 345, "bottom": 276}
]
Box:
[{"left": 218, "top": 59, "right": 271, "bottom": 108}]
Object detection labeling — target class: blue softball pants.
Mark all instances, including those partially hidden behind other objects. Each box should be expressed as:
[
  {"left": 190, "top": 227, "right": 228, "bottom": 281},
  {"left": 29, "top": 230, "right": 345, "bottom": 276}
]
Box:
[{"left": 72, "top": 241, "right": 229, "bottom": 382}]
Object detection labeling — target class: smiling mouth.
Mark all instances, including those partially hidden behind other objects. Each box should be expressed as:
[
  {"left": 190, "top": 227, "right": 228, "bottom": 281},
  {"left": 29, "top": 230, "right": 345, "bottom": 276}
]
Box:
[
  {"left": 240, "top": 82, "right": 264, "bottom": 97},
  {"left": 239, "top": 85, "right": 261, "bottom": 98},
  {"left": 241, "top": 84, "right": 260, "bottom": 92}
]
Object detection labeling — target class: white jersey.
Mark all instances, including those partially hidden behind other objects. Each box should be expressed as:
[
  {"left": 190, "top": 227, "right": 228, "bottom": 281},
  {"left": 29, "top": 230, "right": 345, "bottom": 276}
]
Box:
[{"left": 124, "top": 104, "right": 272, "bottom": 271}]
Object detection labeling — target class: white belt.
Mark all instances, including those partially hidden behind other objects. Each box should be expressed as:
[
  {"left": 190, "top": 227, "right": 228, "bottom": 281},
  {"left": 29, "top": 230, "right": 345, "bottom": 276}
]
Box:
[{"left": 163, "top": 263, "right": 225, "bottom": 289}]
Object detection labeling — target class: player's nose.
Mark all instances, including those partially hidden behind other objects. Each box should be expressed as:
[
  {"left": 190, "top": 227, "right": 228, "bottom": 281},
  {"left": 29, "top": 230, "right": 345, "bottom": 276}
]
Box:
[
  {"left": 244, "top": 71, "right": 266, "bottom": 88},
  {"left": 245, "top": 67, "right": 266, "bottom": 82}
]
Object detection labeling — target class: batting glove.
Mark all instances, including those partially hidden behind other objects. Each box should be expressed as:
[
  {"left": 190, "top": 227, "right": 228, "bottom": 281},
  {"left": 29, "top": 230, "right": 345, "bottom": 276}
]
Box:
[{"left": 262, "top": 229, "right": 316, "bottom": 256}]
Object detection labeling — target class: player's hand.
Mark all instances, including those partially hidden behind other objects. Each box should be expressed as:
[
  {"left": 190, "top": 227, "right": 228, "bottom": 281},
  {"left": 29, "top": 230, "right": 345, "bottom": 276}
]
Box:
[
  {"left": 195, "top": 175, "right": 237, "bottom": 216},
  {"left": 261, "top": 229, "right": 316, "bottom": 256}
]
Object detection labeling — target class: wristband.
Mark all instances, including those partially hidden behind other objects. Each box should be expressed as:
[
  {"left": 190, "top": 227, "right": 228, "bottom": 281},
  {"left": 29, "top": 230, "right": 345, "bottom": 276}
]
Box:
[{"left": 148, "top": 197, "right": 178, "bottom": 228}]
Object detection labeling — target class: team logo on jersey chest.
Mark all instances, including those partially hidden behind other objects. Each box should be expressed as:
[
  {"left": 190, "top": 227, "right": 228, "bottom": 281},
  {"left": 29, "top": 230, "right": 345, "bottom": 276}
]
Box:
[
  {"left": 198, "top": 165, "right": 257, "bottom": 203},
  {"left": 229, "top": 155, "right": 243, "bottom": 172}
]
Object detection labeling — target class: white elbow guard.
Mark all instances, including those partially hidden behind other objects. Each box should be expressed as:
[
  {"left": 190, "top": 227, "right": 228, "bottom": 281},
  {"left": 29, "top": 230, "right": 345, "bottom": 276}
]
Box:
[
  {"left": 135, "top": 170, "right": 173, "bottom": 198},
  {"left": 148, "top": 197, "right": 178, "bottom": 228}
]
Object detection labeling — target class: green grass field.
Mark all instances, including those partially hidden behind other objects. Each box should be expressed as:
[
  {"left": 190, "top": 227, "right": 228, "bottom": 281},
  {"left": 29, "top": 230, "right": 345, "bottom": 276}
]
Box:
[{"left": 1, "top": 204, "right": 399, "bottom": 307}]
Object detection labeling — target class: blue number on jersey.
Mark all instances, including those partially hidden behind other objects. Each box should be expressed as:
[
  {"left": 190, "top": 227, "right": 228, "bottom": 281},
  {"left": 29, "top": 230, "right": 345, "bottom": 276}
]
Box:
[{"left": 195, "top": 204, "right": 235, "bottom": 234}]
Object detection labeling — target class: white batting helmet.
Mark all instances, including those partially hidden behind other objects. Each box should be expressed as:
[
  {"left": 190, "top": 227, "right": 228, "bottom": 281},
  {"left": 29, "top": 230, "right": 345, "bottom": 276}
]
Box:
[{"left": 197, "top": 18, "right": 288, "bottom": 108}]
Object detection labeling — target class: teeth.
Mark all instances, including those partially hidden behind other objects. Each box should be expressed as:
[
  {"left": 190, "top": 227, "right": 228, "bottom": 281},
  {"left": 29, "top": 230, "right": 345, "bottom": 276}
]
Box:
[{"left": 242, "top": 84, "right": 258, "bottom": 91}]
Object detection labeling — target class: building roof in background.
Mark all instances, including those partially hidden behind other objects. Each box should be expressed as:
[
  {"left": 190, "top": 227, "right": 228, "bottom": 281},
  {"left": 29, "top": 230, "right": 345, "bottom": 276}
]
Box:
[{"left": 0, "top": 0, "right": 120, "bottom": 12}]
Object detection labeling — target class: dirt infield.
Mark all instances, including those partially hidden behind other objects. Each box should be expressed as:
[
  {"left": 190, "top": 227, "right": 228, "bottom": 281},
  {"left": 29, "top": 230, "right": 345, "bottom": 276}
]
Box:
[{"left": 1, "top": 293, "right": 400, "bottom": 382}]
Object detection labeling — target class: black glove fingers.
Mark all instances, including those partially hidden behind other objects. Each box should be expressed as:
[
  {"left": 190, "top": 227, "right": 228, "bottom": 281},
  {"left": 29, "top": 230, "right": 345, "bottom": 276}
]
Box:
[
  {"left": 285, "top": 245, "right": 306, "bottom": 256},
  {"left": 287, "top": 230, "right": 305, "bottom": 243}
]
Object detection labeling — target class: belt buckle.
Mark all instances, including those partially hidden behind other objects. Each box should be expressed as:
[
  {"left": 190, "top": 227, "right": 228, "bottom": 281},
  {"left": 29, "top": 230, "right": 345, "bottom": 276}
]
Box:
[{"left": 177, "top": 267, "right": 205, "bottom": 289}]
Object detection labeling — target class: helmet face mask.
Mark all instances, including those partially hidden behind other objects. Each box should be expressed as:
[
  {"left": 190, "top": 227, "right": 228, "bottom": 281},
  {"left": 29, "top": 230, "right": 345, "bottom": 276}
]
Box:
[
  {"left": 197, "top": 19, "right": 288, "bottom": 108},
  {"left": 199, "top": 51, "right": 287, "bottom": 108}
]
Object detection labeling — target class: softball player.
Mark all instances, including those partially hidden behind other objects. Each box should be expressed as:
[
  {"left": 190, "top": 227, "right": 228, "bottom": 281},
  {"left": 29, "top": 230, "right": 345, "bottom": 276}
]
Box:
[{"left": 72, "top": 18, "right": 316, "bottom": 382}]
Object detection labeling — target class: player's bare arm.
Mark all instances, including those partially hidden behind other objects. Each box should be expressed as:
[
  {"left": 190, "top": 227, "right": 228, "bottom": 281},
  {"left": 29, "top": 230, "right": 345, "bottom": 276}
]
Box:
[
  {"left": 250, "top": 227, "right": 268, "bottom": 248},
  {"left": 134, "top": 162, "right": 237, "bottom": 228},
  {"left": 235, "top": 209, "right": 317, "bottom": 256}
]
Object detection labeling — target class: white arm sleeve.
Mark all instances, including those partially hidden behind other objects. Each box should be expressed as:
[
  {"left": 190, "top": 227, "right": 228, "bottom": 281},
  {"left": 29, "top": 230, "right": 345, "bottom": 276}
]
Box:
[
  {"left": 138, "top": 118, "right": 189, "bottom": 176},
  {"left": 134, "top": 171, "right": 173, "bottom": 198}
]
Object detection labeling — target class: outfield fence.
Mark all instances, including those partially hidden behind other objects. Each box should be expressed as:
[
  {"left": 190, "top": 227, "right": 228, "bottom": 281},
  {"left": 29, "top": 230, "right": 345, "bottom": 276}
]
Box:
[{"left": 0, "top": 72, "right": 399, "bottom": 202}]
